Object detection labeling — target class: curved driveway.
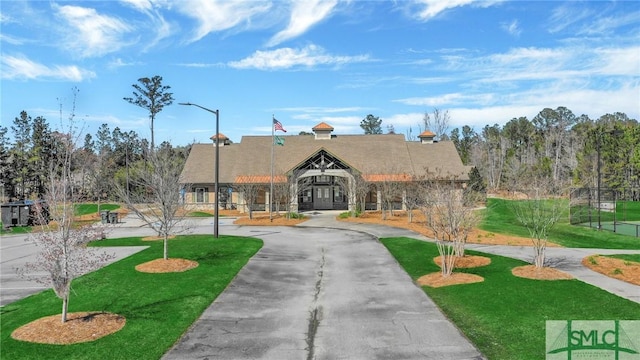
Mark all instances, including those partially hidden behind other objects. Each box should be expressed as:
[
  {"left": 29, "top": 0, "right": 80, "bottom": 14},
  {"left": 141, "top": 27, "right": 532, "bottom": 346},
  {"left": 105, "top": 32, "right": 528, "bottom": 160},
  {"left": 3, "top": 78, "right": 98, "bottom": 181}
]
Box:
[{"left": 163, "top": 222, "right": 483, "bottom": 360}]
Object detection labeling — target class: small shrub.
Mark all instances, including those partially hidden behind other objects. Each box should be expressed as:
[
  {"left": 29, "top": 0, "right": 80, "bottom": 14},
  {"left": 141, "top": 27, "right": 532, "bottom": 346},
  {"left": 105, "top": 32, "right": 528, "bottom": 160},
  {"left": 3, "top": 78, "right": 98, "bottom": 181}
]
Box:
[
  {"left": 588, "top": 256, "right": 598, "bottom": 265},
  {"left": 612, "top": 268, "right": 623, "bottom": 275},
  {"left": 338, "top": 211, "right": 361, "bottom": 219},
  {"left": 624, "top": 261, "right": 631, "bottom": 266},
  {"left": 286, "top": 212, "right": 305, "bottom": 219}
]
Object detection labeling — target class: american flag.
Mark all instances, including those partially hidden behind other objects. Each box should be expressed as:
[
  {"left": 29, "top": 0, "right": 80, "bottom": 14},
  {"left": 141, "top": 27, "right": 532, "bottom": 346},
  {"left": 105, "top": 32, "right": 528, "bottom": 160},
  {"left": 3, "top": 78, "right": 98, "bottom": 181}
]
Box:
[{"left": 273, "top": 118, "right": 287, "bottom": 132}]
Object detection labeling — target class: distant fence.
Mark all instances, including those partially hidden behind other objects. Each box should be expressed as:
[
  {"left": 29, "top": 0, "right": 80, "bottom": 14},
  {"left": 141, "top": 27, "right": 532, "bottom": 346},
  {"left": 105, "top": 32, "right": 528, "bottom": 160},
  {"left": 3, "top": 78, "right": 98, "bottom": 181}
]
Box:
[{"left": 570, "top": 187, "right": 640, "bottom": 238}]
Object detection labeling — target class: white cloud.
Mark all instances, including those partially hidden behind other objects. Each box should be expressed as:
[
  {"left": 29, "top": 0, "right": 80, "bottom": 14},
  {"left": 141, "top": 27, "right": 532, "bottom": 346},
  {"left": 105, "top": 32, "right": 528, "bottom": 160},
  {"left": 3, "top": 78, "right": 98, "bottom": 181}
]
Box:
[
  {"left": 411, "top": 0, "right": 502, "bottom": 21},
  {"left": 547, "top": 3, "right": 593, "bottom": 34},
  {"left": 593, "top": 47, "right": 640, "bottom": 76},
  {"left": 177, "top": 0, "right": 272, "bottom": 43},
  {"left": 120, "top": 0, "right": 153, "bottom": 12},
  {"left": 108, "top": 58, "right": 143, "bottom": 69},
  {"left": 177, "top": 62, "right": 224, "bottom": 68},
  {"left": 0, "top": 33, "right": 26, "bottom": 45},
  {"left": 228, "top": 44, "right": 370, "bottom": 70},
  {"left": 385, "top": 112, "right": 425, "bottom": 127},
  {"left": 395, "top": 93, "right": 496, "bottom": 107},
  {"left": 1, "top": 55, "right": 96, "bottom": 81},
  {"left": 578, "top": 11, "right": 640, "bottom": 36},
  {"left": 120, "top": 0, "right": 174, "bottom": 51},
  {"left": 391, "top": 83, "right": 640, "bottom": 133},
  {"left": 54, "top": 4, "right": 133, "bottom": 58},
  {"left": 267, "top": 0, "right": 339, "bottom": 47},
  {"left": 501, "top": 19, "right": 521, "bottom": 37}
]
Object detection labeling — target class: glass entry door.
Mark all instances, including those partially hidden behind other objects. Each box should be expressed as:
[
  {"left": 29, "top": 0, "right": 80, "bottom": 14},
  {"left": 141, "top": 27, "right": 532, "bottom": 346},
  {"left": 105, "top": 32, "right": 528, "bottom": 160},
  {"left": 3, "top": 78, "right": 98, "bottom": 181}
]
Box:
[{"left": 314, "top": 186, "right": 333, "bottom": 210}]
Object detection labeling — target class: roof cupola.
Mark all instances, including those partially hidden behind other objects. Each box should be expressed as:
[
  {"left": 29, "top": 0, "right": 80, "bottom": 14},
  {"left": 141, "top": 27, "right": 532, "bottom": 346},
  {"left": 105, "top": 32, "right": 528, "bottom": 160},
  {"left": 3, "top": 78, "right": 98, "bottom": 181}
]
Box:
[{"left": 312, "top": 122, "right": 334, "bottom": 140}]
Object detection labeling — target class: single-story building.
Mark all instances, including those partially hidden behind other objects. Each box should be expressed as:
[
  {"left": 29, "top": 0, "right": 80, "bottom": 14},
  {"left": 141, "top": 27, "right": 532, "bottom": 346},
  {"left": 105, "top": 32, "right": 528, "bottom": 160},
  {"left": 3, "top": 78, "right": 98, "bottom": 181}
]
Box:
[{"left": 180, "top": 122, "right": 469, "bottom": 213}]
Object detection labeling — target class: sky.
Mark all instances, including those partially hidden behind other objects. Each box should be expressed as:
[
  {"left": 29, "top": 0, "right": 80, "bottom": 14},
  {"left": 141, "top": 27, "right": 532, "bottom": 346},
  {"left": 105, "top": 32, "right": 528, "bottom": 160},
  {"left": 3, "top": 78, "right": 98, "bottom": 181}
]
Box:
[{"left": 1, "top": 0, "right": 639, "bottom": 146}]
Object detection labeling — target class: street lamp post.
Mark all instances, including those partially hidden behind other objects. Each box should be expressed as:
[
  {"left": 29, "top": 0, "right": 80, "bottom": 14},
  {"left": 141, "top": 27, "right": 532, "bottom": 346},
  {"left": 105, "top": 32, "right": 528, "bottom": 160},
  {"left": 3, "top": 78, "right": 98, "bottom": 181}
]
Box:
[
  {"left": 179, "top": 102, "right": 220, "bottom": 238},
  {"left": 596, "top": 129, "right": 624, "bottom": 231},
  {"left": 597, "top": 133, "right": 602, "bottom": 230}
]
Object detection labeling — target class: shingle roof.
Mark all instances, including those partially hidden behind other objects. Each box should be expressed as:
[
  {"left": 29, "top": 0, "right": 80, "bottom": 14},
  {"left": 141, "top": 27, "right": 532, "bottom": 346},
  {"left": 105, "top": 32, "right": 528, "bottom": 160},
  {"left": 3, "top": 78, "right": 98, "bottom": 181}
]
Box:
[{"left": 181, "top": 132, "right": 469, "bottom": 184}]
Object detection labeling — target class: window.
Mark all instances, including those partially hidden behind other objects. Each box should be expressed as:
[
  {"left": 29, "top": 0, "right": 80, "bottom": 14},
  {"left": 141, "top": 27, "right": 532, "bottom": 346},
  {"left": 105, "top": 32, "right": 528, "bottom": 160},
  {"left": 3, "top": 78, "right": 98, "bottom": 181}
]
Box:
[
  {"left": 195, "top": 188, "right": 206, "bottom": 203},
  {"left": 324, "top": 187, "right": 330, "bottom": 199},
  {"left": 334, "top": 186, "right": 342, "bottom": 201},
  {"left": 317, "top": 187, "right": 323, "bottom": 199},
  {"left": 315, "top": 175, "right": 330, "bottom": 183}
]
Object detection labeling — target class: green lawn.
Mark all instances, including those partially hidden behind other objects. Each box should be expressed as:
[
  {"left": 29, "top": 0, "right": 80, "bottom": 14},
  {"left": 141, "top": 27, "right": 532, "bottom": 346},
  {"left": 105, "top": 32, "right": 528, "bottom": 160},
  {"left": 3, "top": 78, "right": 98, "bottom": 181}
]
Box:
[
  {"left": 74, "top": 203, "right": 120, "bottom": 216},
  {"left": 0, "top": 234, "right": 262, "bottom": 360},
  {"left": 381, "top": 237, "right": 640, "bottom": 360},
  {"left": 481, "top": 198, "right": 640, "bottom": 249},
  {"left": 186, "top": 211, "right": 214, "bottom": 217},
  {"left": 605, "top": 254, "right": 640, "bottom": 263},
  {"left": 0, "top": 224, "right": 31, "bottom": 235}
]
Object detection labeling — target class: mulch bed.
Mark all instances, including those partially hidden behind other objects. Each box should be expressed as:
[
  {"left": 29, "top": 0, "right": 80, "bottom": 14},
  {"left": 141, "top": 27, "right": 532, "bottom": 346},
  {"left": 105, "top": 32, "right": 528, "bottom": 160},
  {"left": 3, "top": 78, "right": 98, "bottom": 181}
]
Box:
[
  {"left": 135, "top": 258, "right": 199, "bottom": 273},
  {"left": 417, "top": 273, "right": 485, "bottom": 288},
  {"left": 233, "top": 213, "right": 307, "bottom": 226},
  {"left": 433, "top": 255, "right": 491, "bottom": 268},
  {"left": 511, "top": 265, "right": 573, "bottom": 280},
  {"left": 11, "top": 312, "right": 126, "bottom": 345},
  {"left": 582, "top": 255, "right": 640, "bottom": 286}
]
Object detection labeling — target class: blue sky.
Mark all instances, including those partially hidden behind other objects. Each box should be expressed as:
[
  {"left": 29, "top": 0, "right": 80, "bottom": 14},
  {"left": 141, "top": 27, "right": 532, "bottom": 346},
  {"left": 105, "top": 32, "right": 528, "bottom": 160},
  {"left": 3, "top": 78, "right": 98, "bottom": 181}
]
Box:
[{"left": 1, "top": 0, "right": 639, "bottom": 146}]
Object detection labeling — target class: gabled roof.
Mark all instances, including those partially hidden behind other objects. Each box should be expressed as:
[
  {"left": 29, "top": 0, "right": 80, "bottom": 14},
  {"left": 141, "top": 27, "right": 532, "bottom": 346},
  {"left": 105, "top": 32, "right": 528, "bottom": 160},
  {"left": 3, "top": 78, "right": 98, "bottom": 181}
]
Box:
[{"left": 181, "top": 128, "right": 469, "bottom": 185}]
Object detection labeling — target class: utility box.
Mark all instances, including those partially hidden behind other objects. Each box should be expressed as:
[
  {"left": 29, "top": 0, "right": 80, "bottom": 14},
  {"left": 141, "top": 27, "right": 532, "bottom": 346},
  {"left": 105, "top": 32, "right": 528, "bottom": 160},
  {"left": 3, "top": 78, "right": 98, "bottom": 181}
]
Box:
[
  {"left": 100, "top": 210, "right": 110, "bottom": 224},
  {"left": 108, "top": 212, "right": 118, "bottom": 224},
  {"left": 1, "top": 201, "right": 49, "bottom": 228}
]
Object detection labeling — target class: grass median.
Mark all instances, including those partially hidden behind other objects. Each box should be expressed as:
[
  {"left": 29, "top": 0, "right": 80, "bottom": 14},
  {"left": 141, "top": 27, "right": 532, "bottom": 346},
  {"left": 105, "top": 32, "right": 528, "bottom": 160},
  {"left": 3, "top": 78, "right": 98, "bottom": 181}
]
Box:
[
  {"left": 1, "top": 234, "right": 262, "bottom": 360},
  {"left": 381, "top": 236, "right": 640, "bottom": 360}
]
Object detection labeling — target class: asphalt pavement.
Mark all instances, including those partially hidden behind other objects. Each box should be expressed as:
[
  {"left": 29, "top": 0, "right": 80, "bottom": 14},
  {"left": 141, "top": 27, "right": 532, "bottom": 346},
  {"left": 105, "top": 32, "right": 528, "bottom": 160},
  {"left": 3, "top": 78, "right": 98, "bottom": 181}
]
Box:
[{"left": 162, "top": 223, "right": 483, "bottom": 360}]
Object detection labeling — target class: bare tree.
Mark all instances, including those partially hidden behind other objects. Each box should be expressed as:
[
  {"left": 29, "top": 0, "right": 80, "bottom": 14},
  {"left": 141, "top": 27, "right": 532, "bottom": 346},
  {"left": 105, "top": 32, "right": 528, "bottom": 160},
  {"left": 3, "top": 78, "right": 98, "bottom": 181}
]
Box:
[
  {"left": 272, "top": 180, "right": 288, "bottom": 215},
  {"left": 114, "top": 146, "right": 189, "bottom": 260},
  {"left": 375, "top": 171, "right": 409, "bottom": 220},
  {"left": 234, "top": 176, "right": 265, "bottom": 220},
  {"left": 510, "top": 175, "right": 566, "bottom": 268},
  {"left": 19, "top": 89, "right": 114, "bottom": 323},
  {"left": 423, "top": 108, "right": 450, "bottom": 141},
  {"left": 352, "top": 174, "right": 372, "bottom": 216},
  {"left": 420, "top": 174, "right": 478, "bottom": 276},
  {"left": 403, "top": 180, "right": 424, "bottom": 223}
]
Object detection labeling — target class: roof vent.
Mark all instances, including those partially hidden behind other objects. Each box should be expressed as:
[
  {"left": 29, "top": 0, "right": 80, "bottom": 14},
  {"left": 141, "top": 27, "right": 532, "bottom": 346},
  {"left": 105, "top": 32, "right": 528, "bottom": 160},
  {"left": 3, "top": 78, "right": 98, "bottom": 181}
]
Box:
[{"left": 312, "top": 122, "right": 334, "bottom": 140}]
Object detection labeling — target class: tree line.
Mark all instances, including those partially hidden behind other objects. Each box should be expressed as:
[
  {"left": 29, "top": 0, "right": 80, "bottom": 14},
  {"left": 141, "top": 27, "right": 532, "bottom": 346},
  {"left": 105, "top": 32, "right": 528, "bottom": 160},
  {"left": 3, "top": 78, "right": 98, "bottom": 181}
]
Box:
[
  {"left": 360, "top": 107, "right": 639, "bottom": 194},
  {"left": 1, "top": 76, "right": 182, "bottom": 203},
  {"left": 0, "top": 110, "right": 189, "bottom": 202},
  {"left": 2, "top": 95, "right": 638, "bottom": 203}
]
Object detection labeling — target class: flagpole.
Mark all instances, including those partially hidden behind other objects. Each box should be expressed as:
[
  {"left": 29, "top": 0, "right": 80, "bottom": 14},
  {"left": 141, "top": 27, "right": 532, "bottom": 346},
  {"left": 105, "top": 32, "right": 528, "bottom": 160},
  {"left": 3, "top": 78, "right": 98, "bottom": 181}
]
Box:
[{"left": 270, "top": 114, "right": 275, "bottom": 222}]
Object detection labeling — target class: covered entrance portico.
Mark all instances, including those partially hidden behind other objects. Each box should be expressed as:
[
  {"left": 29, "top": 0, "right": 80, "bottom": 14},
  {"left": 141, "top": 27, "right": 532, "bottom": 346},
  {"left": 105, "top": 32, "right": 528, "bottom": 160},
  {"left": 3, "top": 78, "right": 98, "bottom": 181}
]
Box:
[{"left": 291, "top": 150, "right": 356, "bottom": 212}]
